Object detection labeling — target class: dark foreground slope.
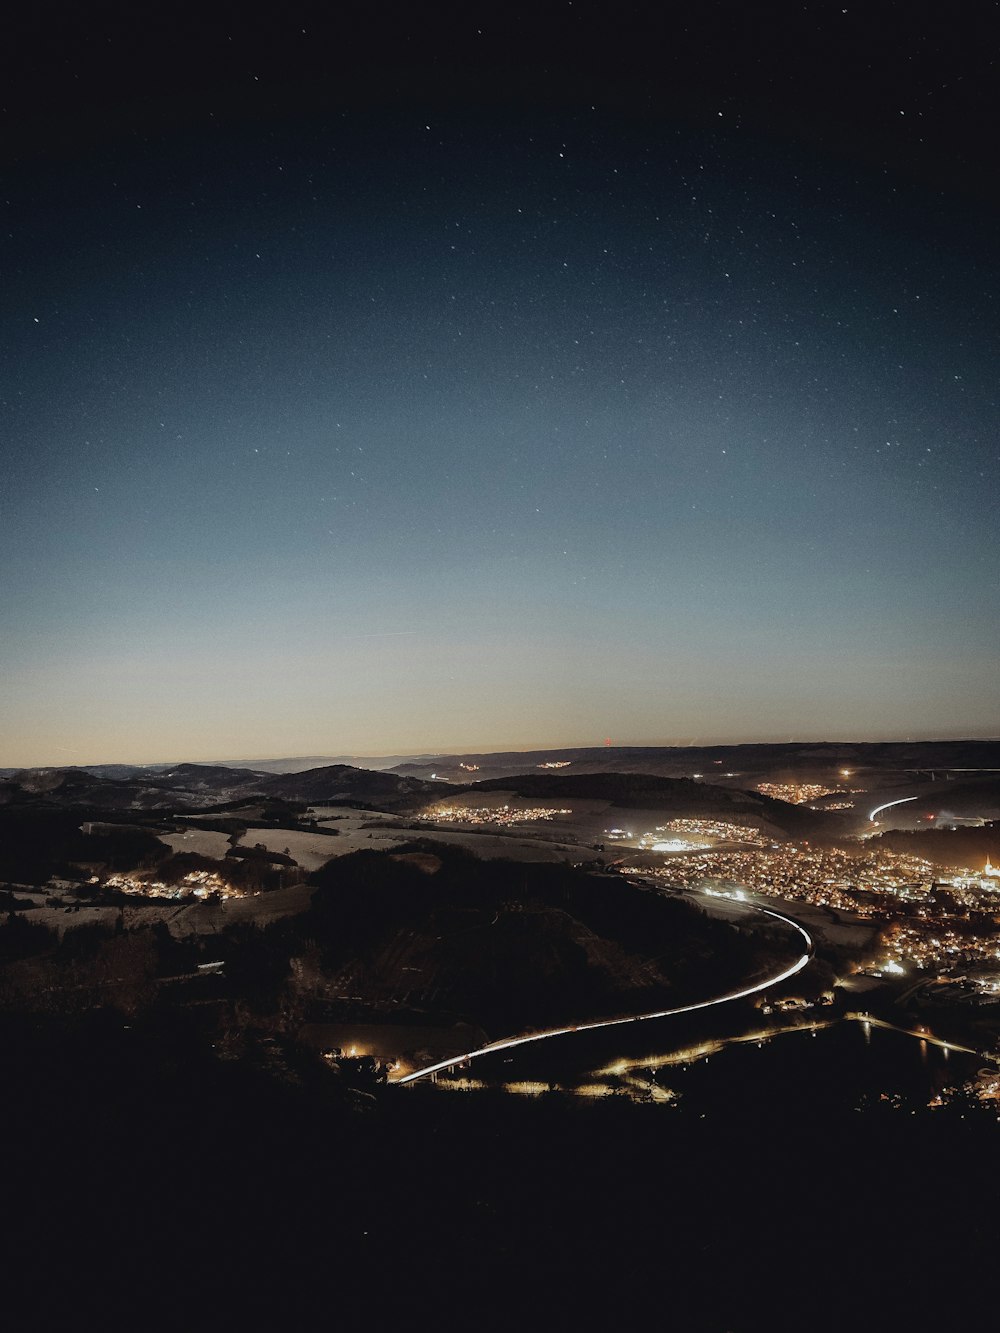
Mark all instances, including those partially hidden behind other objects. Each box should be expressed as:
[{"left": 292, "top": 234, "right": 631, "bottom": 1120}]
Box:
[
  {"left": 2, "top": 1007, "right": 998, "bottom": 1333},
  {"left": 0, "top": 834, "right": 995, "bottom": 1332}
]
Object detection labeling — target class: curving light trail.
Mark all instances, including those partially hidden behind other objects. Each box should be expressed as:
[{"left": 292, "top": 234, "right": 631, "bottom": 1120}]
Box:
[
  {"left": 868, "top": 795, "right": 919, "bottom": 824},
  {"left": 393, "top": 903, "right": 813, "bottom": 1085}
]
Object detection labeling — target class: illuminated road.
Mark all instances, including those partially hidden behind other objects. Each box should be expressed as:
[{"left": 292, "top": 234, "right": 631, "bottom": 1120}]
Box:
[
  {"left": 868, "top": 795, "right": 918, "bottom": 824},
  {"left": 847, "top": 1011, "right": 985, "bottom": 1059},
  {"left": 393, "top": 902, "right": 813, "bottom": 1086}
]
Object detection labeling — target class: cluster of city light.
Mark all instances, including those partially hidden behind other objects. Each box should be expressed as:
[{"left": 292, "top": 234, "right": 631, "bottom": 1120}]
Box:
[
  {"left": 756, "top": 782, "right": 842, "bottom": 805},
  {"left": 836, "top": 858, "right": 1000, "bottom": 973},
  {"left": 103, "top": 869, "right": 241, "bottom": 900},
  {"left": 880, "top": 919, "right": 1000, "bottom": 971},
  {"left": 939, "top": 861, "right": 1000, "bottom": 899},
  {"left": 418, "top": 804, "right": 572, "bottom": 826},
  {"left": 913, "top": 1039, "right": 1000, "bottom": 1109},
  {"left": 968, "top": 1069, "right": 1000, "bottom": 1104},
  {"left": 537, "top": 760, "right": 571, "bottom": 769},
  {"left": 647, "top": 838, "right": 711, "bottom": 853},
  {"left": 639, "top": 818, "right": 770, "bottom": 847},
  {"left": 622, "top": 843, "right": 939, "bottom": 915}
]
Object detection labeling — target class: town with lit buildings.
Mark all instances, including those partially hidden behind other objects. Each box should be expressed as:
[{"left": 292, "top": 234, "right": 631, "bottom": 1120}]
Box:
[
  {"left": 642, "top": 818, "right": 771, "bottom": 847},
  {"left": 617, "top": 839, "right": 1000, "bottom": 978},
  {"left": 620, "top": 841, "right": 937, "bottom": 911},
  {"left": 102, "top": 868, "right": 243, "bottom": 900},
  {"left": 605, "top": 818, "right": 770, "bottom": 847},
  {"left": 756, "top": 781, "right": 842, "bottom": 805},
  {"left": 418, "top": 803, "right": 573, "bottom": 827}
]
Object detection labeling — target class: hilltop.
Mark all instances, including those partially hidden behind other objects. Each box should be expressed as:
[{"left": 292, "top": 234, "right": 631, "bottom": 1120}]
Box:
[
  {"left": 450, "top": 770, "right": 819, "bottom": 836},
  {"left": 253, "top": 764, "right": 444, "bottom": 809}
]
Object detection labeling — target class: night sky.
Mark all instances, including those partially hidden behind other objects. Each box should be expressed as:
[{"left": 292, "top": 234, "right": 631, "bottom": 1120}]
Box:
[{"left": 2, "top": 3, "right": 998, "bottom": 766}]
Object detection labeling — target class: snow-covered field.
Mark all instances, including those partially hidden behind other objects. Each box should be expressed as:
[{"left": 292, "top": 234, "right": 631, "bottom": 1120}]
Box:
[
  {"left": 20, "top": 882, "right": 316, "bottom": 937},
  {"left": 159, "top": 829, "right": 233, "bottom": 859},
  {"left": 21, "top": 901, "right": 185, "bottom": 934},
  {"left": 168, "top": 882, "right": 314, "bottom": 932},
  {"left": 307, "top": 805, "right": 404, "bottom": 824},
  {"left": 236, "top": 826, "right": 353, "bottom": 871},
  {"left": 238, "top": 818, "right": 603, "bottom": 868}
]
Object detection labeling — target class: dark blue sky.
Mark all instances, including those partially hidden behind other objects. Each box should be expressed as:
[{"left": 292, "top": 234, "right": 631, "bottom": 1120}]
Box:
[{"left": 2, "top": 3, "right": 998, "bottom": 764}]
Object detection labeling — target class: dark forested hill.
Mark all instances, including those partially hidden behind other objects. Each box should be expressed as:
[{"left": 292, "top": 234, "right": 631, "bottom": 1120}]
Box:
[
  {"left": 255, "top": 764, "right": 446, "bottom": 809},
  {"left": 451, "top": 771, "right": 819, "bottom": 834}
]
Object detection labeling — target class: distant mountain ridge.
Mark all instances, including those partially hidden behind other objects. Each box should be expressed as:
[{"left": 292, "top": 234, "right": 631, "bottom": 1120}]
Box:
[
  {"left": 4, "top": 741, "right": 999, "bottom": 822},
  {"left": 209, "top": 754, "right": 440, "bottom": 774},
  {"left": 5, "top": 739, "right": 997, "bottom": 786},
  {"left": 0, "top": 761, "right": 445, "bottom": 813},
  {"left": 390, "top": 739, "right": 1000, "bottom": 783}
]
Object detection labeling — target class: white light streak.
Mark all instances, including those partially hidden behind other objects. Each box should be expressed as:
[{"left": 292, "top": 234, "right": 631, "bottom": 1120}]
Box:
[
  {"left": 393, "top": 903, "right": 813, "bottom": 1085},
  {"left": 868, "top": 796, "right": 918, "bottom": 824}
]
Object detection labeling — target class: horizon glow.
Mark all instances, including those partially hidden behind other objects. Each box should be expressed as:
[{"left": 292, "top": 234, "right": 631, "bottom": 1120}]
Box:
[{"left": 3, "top": 88, "right": 998, "bottom": 768}]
